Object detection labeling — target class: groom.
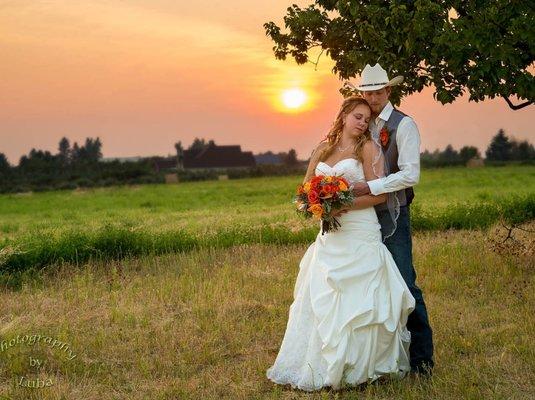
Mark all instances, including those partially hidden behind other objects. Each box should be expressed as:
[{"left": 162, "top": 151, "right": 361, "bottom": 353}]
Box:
[{"left": 352, "top": 63, "right": 434, "bottom": 375}]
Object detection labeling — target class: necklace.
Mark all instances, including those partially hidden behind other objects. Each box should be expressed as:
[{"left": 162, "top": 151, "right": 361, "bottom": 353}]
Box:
[{"left": 337, "top": 143, "right": 353, "bottom": 152}]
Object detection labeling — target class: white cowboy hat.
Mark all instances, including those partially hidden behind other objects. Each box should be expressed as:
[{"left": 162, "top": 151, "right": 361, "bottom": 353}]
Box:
[{"left": 352, "top": 63, "right": 404, "bottom": 91}]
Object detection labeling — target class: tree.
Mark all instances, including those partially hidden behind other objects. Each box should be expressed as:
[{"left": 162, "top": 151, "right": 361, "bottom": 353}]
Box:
[
  {"left": 18, "top": 148, "right": 57, "bottom": 173},
  {"left": 69, "top": 137, "right": 102, "bottom": 164},
  {"left": 420, "top": 149, "right": 433, "bottom": 160},
  {"left": 175, "top": 141, "right": 185, "bottom": 170},
  {"left": 71, "top": 142, "right": 81, "bottom": 163},
  {"left": 459, "top": 146, "right": 480, "bottom": 163},
  {"left": 486, "top": 129, "right": 512, "bottom": 161},
  {"left": 438, "top": 144, "right": 460, "bottom": 165},
  {"left": 188, "top": 137, "right": 209, "bottom": 156},
  {"left": 511, "top": 139, "right": 535, "bottom": 161},
  {"left": 83, "top": 137, "right": 103, "bottom": 163},
  {"left": 284, "top": 148, "right": 299, "bottom": 166},
  {"left": 264, "top": 1, "right": 534, "bottom": 109},
  {"left": 0, "top": 153, "right": 10, "bottom": 172},
  {"left": 58, "top": 137, "right": 70, "bottom": 165}
]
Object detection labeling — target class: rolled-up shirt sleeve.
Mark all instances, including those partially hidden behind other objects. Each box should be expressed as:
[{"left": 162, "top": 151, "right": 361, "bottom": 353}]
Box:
[{"left": 367, "top": 117, "right": 421, "bottom": 195}]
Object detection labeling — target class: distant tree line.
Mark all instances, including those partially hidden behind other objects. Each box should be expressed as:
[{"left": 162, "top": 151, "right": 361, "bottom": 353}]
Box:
[
  {"left": 0, "top": 137, "right": 161, "bottom": 193},
  {"left": 0, "top": 137, "right": 302, "bottom": 193},
  {"left": 421, "top": 129, "right": 534, "bottom": 168},
  {"left": 421, "top": 145, "right": 480, "bottom": 168},
  {"left": 0, "top": 130, "right": 532, "bottom": 193},
  {"left": 485, "top": 129, "right": 535, "bottom": 162}
]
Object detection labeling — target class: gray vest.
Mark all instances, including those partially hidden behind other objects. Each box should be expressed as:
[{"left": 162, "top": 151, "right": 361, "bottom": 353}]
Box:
[{"left": 374, "top": 108, "right": 415, "bottom": 212}]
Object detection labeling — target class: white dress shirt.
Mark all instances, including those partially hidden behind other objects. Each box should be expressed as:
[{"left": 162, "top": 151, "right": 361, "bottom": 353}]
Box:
[{"left": 367, "top": 101, "right": 421, "bottom": 196}]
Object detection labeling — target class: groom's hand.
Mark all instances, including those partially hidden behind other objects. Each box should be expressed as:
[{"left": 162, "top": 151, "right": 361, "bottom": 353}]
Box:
[
  {"left": 332, "top": 206, "right": 350, "bottom": 217},
  {"left": 353, "top": 182, "right": 371, "bottom": 196}
]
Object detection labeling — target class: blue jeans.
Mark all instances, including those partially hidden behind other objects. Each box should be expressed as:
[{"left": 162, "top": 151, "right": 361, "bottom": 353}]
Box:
[{"left": 377, "top": 205, "right": 434, "bottom": 370}]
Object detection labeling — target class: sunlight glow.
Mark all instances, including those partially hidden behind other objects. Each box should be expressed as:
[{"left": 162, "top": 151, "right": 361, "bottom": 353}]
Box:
[{"left": 281, "top": 88, "right": 307, "bottom": 110}]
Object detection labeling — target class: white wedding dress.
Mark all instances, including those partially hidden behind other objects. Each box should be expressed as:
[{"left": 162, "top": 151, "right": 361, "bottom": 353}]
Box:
[{"left": 266, "top": 158, "right": 416, "bottom": 391}]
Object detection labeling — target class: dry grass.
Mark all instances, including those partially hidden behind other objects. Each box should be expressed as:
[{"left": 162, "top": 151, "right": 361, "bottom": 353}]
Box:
[{"left": 0, "top": 223, "right": 533, "bottom": 399}]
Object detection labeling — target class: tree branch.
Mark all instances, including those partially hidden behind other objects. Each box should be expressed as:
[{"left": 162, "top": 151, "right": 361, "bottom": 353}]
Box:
[
  {"left": 307, "top": 48, "right": 325, "bottom": 71},
  {"left": 502, "top": 96, "right": 533, "bottom": 110}
]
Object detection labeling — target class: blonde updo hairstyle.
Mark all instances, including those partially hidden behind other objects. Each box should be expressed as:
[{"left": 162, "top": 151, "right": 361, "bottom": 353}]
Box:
[{"left": 316, "top": 95, "right": 372, "bottom": 163}]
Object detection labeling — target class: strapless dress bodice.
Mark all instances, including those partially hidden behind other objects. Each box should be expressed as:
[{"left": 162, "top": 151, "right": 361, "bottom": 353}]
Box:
[
  {"left": 315, "top": 158, "right": 380, "bottom": 238},
  {"left": 315, "top": 158, "right": 365, "bottom": 186}
]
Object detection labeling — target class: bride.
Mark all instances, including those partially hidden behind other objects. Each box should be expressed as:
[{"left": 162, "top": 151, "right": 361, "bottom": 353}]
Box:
[{"left": 266, "top": 95, "right": 416, "bottom": 391}]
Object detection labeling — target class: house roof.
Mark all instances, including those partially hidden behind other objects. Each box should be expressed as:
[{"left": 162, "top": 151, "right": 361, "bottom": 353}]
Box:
[
  {"left": 152, "top": 157, "right": 177, "bottom": 172},
  {"left": 255, "top": 153, "right": 283, "bottom": 165},
  {"left": 184, "top": 143, "right": 256, "bottom": 168}
]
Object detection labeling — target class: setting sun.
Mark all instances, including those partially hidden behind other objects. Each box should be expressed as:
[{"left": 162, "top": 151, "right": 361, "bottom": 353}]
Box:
[{"left": 281, "top": 88, "right": 307, "bottom": 110}]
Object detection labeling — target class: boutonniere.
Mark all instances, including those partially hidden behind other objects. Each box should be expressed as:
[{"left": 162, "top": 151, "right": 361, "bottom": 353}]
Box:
[{"left": 379, "top": 126, "right": 389, "bottom": 147}]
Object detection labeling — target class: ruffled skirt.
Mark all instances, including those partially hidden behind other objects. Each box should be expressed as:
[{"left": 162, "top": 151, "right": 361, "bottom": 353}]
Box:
[{"left": 266, "top": 208, "right": 416, "bottom": 391}]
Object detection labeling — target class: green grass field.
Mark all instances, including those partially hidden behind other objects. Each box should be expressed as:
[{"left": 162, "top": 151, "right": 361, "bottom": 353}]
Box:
[
  {"left": 0, "top": 165, "right": 534, "bottom": 274},
  {"left": 1, "top": 165, "right": 534, "bottom": 239},
  {"left": 0, "top": 165, "right": 534, "bottom": 398}
]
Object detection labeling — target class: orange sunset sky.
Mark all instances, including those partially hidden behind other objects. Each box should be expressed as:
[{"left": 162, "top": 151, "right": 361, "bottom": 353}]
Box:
[{"left": 1, "top": 0, "right": 533, "bottom": 165}]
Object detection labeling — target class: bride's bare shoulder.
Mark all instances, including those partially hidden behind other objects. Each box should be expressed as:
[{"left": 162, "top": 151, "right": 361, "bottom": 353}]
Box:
[{"left": 311, "top": 141, "right": 329, "bottom": 158}]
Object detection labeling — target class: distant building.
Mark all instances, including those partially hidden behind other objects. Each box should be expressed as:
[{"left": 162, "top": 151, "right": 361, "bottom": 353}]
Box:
[
  {"left": 183, "top": 143, "right": 256, "bottom": 169},
  {"left": 152, "top": 156, "right": 179, "bottom": 173},
  {"left": 152, "top": 142, "right": 256, "bottom": 173},
  {"left": 254, "top": 151, "right": 284, "bottom": 165},
  {"left": 466, "top": 157, "right": 485, "bottom": 168}
]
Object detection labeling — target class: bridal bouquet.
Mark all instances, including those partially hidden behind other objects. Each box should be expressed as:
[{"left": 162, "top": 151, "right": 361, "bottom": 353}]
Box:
[{"left": 294, "top": 174, "right": 356, "bottom": 234}]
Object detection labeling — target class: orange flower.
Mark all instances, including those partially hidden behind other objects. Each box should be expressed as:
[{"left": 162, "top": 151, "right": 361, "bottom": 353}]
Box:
[
  {"left": 336, "top": 176, "right": 349, "bottom": 185},
  {"left": 307, "top": 203, "right": 323, "bottom": 219},
  {"left": 319, "top": 186, "right": 334, "bottom": 199}
]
